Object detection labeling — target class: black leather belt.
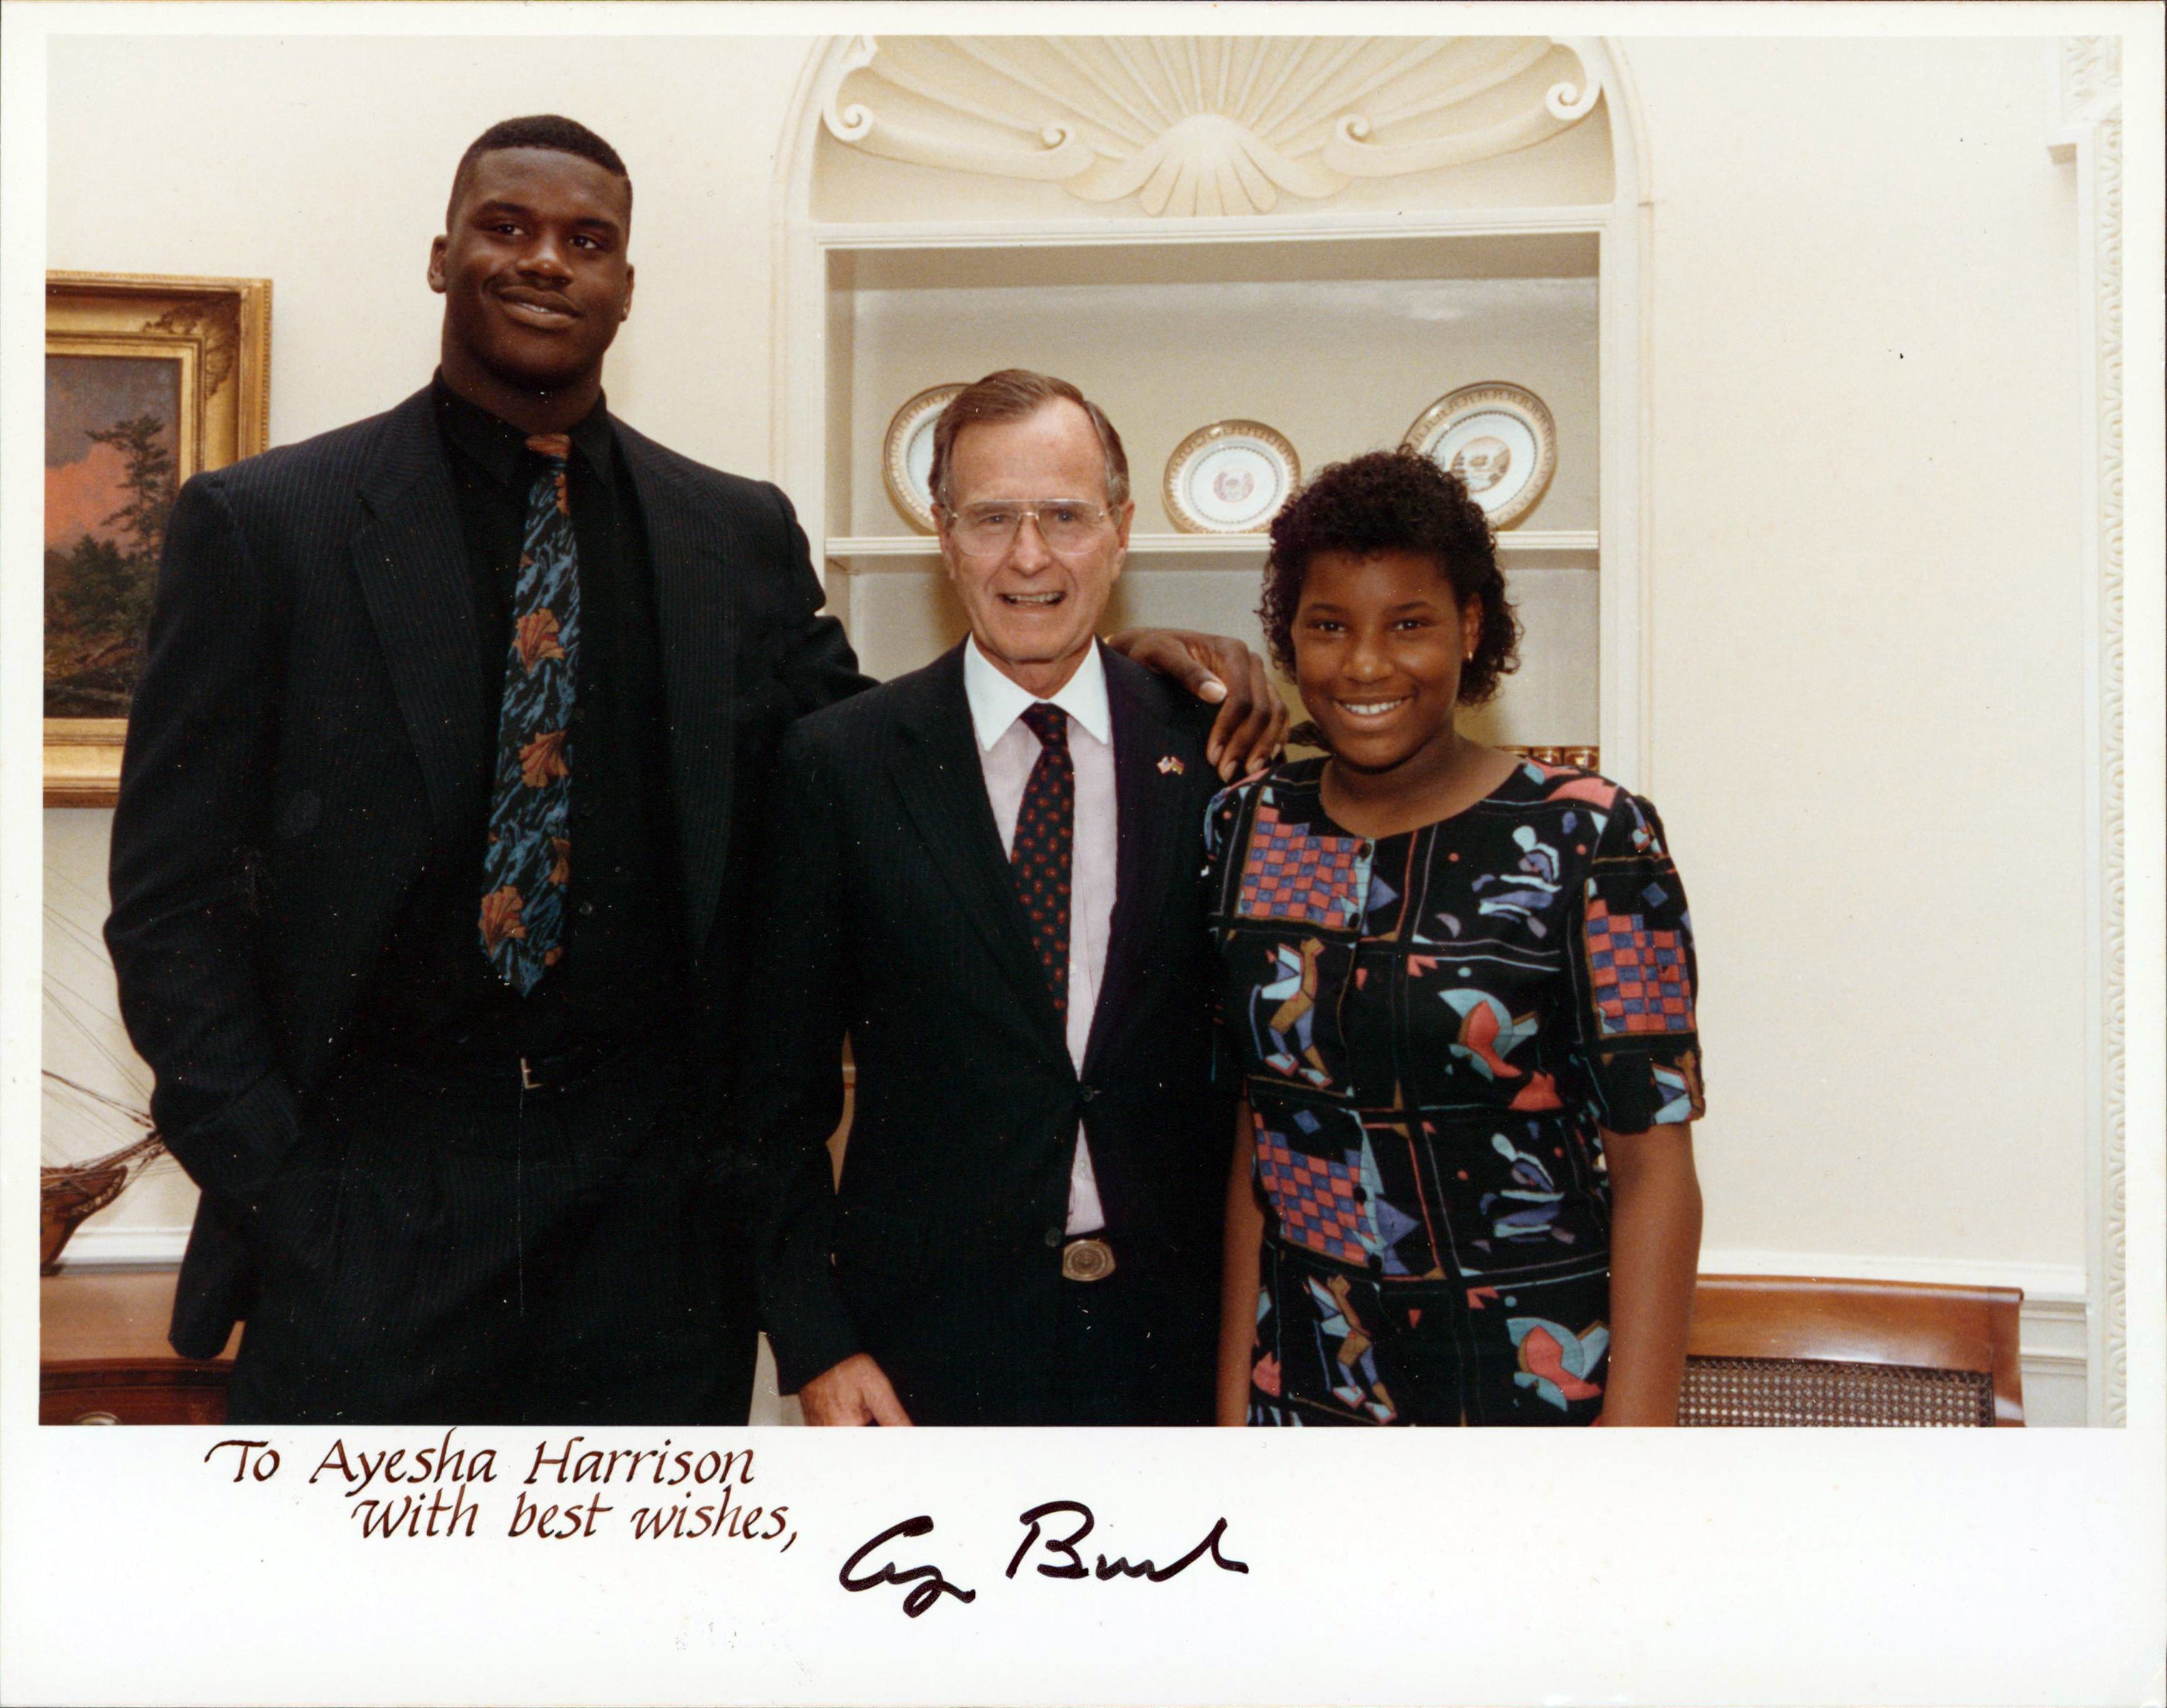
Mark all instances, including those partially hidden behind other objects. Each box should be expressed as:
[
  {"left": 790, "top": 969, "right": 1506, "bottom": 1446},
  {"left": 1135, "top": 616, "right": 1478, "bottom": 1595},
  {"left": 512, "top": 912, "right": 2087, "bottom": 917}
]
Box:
[
  {"left": 369, "top": 1032, "right": 658, "bottom": 1100},
  {"left": 514, "top": 1037, "right": 629, "bottom": 1092}
]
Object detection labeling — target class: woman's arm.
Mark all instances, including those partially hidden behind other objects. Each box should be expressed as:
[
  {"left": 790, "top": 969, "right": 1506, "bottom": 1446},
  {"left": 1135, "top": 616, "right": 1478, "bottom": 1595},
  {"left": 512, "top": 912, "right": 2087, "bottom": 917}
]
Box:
[
  {"left": 1598, "top": 1122, "right": 1703, "bottom": 1425},
  {"left": 1216, "top": 1103, "right": 1266, "bottom": 1425}
]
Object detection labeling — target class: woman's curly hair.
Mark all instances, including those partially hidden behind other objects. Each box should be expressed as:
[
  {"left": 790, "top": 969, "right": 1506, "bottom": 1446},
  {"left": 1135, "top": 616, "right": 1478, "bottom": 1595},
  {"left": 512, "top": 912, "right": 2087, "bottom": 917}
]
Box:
[{"left": 1258, "top": 448, "right": 1520, "bottom": 706}]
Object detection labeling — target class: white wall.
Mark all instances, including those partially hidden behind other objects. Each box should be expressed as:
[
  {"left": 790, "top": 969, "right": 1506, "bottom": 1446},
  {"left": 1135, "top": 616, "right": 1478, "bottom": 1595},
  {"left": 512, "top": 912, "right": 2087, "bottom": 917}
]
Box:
[
  {"left": 1629, "top": 36, "right": 2096, "bottom": 1422},
  {"left": 1631, "top": 37, "right": 2088, "bottom": 1285},
  {"left": 47, "top": 33, "right": 814, "bottom": 466},
  {"left": 40, "top": 30, "right": 2101, "bottom": 1422}
]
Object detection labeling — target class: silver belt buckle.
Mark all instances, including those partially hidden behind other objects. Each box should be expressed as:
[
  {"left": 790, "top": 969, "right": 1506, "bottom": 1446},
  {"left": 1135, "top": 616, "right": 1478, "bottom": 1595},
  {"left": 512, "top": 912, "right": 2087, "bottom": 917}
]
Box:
[
  {"left": 1060, "top": 1237, "right": 1116, "bottom": 1283},
  {"left": 520, "top": 1057, "right": 541, "bottom": 1092}
]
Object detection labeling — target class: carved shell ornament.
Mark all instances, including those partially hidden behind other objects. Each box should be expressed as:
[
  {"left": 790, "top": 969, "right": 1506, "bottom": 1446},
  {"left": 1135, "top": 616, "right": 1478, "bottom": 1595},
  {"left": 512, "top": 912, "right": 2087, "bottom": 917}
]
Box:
[{"left": 823, "top": 36, "right": 1602, "bottom": 218}]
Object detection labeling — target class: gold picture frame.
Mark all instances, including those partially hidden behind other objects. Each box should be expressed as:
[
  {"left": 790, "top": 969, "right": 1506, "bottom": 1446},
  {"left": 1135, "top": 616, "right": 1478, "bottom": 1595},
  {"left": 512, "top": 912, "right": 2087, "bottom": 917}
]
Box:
[{"left": 44, "top": 271, "right": 271, "bottom": 806}]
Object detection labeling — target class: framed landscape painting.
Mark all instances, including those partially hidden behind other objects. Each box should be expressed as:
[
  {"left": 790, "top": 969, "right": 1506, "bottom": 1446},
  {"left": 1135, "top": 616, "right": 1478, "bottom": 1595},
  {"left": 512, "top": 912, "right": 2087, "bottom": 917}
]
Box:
[{"left": 44, "top": 272, "right": 269, "bottom": 805}]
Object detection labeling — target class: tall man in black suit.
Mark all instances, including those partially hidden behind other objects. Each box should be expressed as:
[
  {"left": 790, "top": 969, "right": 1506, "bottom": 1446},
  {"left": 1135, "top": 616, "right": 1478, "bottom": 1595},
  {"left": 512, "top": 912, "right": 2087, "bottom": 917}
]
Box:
[
  {"left": 748, "top": 371, "right": 1237, "bottom": 1427},
  {"left": 106, "top": 121, "right": 1281, "bottom": 1425}
]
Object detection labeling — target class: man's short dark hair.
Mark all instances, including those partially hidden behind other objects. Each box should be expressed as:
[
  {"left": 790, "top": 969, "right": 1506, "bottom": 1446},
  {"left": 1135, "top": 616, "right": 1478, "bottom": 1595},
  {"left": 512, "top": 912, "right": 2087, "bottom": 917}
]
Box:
[
  {"left": 447, "top": 115, "right": 632, "bottom": 227},
  {"left": 929, "top": 369, "right": 1131, "bottom": 510}
]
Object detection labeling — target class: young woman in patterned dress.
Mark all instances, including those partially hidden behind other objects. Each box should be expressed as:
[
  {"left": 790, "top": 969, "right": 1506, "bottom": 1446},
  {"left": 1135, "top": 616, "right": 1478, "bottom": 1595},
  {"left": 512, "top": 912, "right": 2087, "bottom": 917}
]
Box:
[{"left": 1208, "top": 450, "right": 1705, "bottom": 1426}]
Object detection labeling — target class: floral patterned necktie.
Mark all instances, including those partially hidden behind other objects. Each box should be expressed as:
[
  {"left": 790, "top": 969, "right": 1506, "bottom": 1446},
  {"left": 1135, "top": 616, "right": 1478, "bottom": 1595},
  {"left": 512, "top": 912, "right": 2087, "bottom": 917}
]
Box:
[
  {"left": 479, "top": 433, "right": 580, "bottom": 993},
  {"left": 1011, "top": 702, "right": 1074, "bottom": 1020}
]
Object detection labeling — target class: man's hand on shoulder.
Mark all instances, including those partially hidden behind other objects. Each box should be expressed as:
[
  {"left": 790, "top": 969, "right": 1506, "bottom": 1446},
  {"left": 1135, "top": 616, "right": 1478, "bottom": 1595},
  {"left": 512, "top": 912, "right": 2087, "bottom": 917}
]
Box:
[
  {"left": 799, "top": 1352, "right": 914, "bottom": 1426},
  {"left": 1104, "top": 628, "right": 1289, "bottom": 780}
]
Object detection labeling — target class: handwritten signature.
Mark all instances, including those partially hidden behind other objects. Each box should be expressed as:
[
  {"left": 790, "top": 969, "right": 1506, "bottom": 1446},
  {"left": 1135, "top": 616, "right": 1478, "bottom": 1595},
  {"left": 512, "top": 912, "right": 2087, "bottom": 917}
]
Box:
[{"left": 840, "top": 1501, "right": 1248, "bottom": 1618}]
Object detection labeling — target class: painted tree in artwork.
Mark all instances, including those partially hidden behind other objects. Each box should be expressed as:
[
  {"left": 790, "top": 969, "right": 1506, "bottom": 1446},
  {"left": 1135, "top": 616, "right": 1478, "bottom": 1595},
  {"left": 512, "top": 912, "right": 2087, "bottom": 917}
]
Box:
[
  {"left": 45, "top": 411, "right": 176, "bottom": 716},
  {"left": 88, "top": 413, "right": 177, "bottom": 565}
]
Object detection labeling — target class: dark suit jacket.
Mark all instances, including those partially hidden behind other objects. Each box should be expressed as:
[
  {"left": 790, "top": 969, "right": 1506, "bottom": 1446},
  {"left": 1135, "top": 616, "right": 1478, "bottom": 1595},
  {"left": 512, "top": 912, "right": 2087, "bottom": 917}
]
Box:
[
  {"left": 744, "top": 642, "right": 1235, "bottom": 1424},
  {"left": 106, "top": 385, "right": 870, "bottom": 1357}
]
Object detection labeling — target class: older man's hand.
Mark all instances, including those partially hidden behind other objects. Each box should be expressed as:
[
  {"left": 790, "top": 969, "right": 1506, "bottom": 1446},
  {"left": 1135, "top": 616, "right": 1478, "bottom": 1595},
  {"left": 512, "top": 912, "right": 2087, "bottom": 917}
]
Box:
[
  {"left": 799, "top": 1352, "right": 914, "bottom": 1425},
  {"left": 1104, "top": 629, "right": 1289, "bottom": 780}
]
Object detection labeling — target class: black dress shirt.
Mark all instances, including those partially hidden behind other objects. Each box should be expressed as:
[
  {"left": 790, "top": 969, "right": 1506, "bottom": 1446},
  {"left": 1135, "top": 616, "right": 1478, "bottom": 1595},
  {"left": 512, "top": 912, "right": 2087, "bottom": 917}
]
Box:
[{"left": 346, "top": 377, "right": 691, "bottom": 1065}]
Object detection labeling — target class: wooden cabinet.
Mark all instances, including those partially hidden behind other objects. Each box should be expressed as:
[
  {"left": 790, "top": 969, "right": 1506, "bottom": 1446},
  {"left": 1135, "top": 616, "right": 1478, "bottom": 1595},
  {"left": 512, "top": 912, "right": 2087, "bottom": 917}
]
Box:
[{"left": 40, "top": 1268, "right": 235, "bottom": 1425}]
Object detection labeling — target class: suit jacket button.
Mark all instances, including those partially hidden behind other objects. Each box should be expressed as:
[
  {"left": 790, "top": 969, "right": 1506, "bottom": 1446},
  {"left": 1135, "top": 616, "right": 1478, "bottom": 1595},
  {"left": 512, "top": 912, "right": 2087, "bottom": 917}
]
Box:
[
  {"left": 1079, "top": 1085, "right": 1098, "bottom": 1105},
  {"left": 1044, "top": 1227, "right": 1063, "bottom": 1248}
]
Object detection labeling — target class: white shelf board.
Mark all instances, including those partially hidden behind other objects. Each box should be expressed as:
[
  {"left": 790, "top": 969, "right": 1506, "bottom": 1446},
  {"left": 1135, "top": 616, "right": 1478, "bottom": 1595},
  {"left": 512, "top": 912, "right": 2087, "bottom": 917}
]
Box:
[
  {"left": 826, "top": 226, "right": 1601, "bottom": 293},
  {"left": 826, "top": 530, "right": 1598, "bottom": 573},
  {"left": 815, "top": 205, "right": 1614, "bottom": 253}
]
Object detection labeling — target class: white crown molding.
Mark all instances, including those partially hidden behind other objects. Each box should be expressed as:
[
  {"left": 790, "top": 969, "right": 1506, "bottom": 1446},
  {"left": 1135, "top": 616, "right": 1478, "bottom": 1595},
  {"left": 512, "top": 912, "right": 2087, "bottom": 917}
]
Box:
[
  {"left": 2048, "top": 36, "right": 2125, "bottom": 1430},
  {"left": 821, "top": 36, "right": 1604, "bottom": 219}
]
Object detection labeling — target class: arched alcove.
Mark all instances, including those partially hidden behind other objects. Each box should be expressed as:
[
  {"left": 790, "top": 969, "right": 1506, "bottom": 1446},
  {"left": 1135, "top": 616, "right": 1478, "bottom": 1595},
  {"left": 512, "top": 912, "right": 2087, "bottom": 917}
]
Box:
[{"left": 771, "top": 34, "right": 1651, "bottom": 780}]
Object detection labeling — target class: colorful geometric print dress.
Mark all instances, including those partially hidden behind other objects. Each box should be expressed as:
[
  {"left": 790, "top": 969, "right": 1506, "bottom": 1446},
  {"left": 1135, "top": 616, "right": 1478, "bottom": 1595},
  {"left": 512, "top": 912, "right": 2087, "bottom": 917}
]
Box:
[{"left": 1203, "top": 756, "right": 1706, "bottom": 1427}]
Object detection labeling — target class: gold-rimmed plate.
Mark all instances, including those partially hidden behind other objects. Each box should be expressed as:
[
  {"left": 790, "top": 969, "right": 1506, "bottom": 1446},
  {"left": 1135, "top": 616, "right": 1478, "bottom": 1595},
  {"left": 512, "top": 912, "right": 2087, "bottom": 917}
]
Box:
[
  {"left": 882, "top": 382, "right": 965, "bottom": 533},
  {"left": 1401, "top": 383, "right": 1556, "bottom": 529},
  {"left": 1163, "top": 420, "right": 1300, "bottom": 534}
]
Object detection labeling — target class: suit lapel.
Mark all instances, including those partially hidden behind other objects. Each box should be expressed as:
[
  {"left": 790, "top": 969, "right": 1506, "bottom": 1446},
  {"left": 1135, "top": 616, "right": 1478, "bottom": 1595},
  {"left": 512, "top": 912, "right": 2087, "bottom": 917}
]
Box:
[
  {"left": 617, "top": 423, "right": 740, "bottom": 953},
  {"left": 1084, "top": 651, "right": 1197, "bottom": 1079},
  {"left": 888, "top": 646, "right": 1067, "bottom": 1047},
  {"left": 350, "top": 388, "right": 489, "bottom": 839}
]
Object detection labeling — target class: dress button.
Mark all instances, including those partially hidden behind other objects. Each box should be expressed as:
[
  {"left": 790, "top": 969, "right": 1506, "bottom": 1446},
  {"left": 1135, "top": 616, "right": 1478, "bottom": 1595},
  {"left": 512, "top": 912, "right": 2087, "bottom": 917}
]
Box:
[
  {"left": 1044, "top": 1227, "right": 1064, "bottom": 1248},
  {"left": 578, "top": 900, "right": 596, "bottom": 918}
]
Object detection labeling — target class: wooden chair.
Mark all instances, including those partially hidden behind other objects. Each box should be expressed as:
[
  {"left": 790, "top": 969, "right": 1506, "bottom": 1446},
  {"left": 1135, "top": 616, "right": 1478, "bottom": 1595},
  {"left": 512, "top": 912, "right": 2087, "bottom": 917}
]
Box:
[{"left": 1681, "top": 1275, "right": 2025, "bottom": 1427}]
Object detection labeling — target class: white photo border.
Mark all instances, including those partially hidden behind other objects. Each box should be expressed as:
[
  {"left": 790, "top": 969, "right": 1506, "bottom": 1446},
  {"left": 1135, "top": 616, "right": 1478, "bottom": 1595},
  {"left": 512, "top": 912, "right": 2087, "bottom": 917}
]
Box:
[{"left": 4, "top": 5, "right": 2161, "bottom": 1704}]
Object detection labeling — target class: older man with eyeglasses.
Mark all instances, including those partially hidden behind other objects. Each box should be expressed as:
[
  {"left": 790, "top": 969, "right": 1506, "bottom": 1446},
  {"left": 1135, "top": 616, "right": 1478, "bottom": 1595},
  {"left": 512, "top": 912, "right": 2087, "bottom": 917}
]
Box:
[{"left": 741, "top": 370, "right": 1243, "bottom": 1426}]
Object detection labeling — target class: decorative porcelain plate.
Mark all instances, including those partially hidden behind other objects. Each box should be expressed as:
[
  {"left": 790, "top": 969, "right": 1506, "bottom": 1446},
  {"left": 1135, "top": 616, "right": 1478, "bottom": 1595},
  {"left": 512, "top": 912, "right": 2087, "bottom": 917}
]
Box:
[
  {"left": 1163, "top": 421, "right": 1301, "bottom": 534},
  {"left": 1401, "top": 383, "right": 1557, "bottom": 528},
  {"left": 882, "top": 383, "right": 966, "bottom": 533}
]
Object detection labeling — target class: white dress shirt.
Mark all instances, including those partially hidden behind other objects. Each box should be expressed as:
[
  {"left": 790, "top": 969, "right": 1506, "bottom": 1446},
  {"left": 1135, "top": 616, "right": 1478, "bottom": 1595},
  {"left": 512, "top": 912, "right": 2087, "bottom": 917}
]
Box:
[{"left": 962, "top": 636, "right": 1116, "bottom": 1235}]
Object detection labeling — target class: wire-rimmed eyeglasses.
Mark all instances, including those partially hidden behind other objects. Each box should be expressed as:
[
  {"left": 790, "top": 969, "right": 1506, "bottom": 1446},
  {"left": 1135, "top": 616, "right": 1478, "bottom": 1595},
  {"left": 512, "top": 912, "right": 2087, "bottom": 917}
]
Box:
[{"left": 941, "top": 500, "right": 1118, "bottom": 557}]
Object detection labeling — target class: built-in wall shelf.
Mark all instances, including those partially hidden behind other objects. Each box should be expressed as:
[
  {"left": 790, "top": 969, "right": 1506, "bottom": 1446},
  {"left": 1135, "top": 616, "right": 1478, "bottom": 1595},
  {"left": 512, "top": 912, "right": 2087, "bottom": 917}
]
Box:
[
  {"left": 779, "top": 32, "right": 1647, "bottom": 765},
  {"left": 826, "top": 530, "right": 1601, "bottom": 574}
]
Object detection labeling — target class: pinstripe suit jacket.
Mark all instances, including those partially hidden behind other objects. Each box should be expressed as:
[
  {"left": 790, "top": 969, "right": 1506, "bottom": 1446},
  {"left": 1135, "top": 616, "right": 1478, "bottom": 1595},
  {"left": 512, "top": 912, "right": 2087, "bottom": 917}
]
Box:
[
  {"left": 106, "top": 385, "right": 871, "bottom": 1356},
  {"left": 744, "top": 643, "right": 1236, "bottom": 1421}
]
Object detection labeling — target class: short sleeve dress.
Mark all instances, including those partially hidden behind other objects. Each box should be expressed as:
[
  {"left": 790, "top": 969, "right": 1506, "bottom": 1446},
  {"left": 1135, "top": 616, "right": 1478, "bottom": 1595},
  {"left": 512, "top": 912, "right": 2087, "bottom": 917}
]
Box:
[{"left": 1203, "top": 755, "right": 1706, "bottom": 1426}]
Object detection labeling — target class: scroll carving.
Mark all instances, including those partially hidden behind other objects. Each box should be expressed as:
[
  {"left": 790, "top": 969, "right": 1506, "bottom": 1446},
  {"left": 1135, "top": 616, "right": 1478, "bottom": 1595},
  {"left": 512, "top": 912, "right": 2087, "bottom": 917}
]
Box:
[
  {"left": 822, "top": 35, "right": 1602, "bottom": 217},
  {"left": 144, "top": 301, "right": 241, "bottom": 401}
]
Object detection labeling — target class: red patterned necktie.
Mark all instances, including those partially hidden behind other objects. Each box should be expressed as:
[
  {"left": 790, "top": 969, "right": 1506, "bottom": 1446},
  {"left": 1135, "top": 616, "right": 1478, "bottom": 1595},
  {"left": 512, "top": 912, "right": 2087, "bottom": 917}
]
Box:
[
  {"left": 478, "top": 433, "right": 580, "bottom": 993},
  {"left": 1011, "top": 702, "right": 1074, "bottom": 1020}
]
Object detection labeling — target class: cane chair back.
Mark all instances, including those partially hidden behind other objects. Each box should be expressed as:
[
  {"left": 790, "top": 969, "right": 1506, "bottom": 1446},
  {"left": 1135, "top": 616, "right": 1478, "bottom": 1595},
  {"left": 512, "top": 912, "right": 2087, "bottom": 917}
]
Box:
[{"left": 1681, "top": 1275, "right": 2024, "bottom": 1427}]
